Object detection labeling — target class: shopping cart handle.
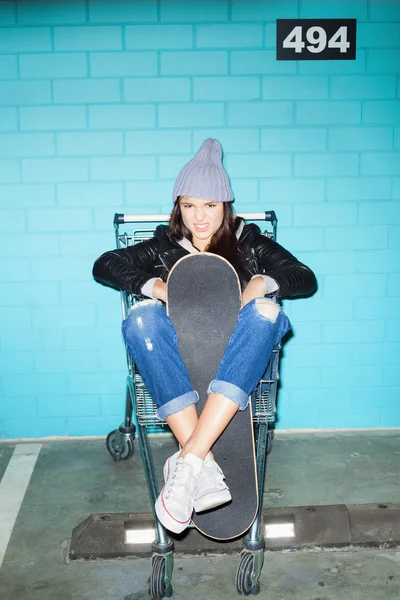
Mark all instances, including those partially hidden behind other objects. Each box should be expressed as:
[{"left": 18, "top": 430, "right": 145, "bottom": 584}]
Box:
[
  {"left": 114, "top": 213, "right": 125, "bottom": 225},
  {"left": 264, "top": 211, "right": 277, "bottom": 224},
  {"left": 114, "top": 210, "right": 278, "bottom": 225}
]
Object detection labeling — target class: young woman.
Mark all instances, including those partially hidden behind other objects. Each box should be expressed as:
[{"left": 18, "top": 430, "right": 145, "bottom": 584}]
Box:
[{"left": 93, "top": 139, "right": 317, "bottom": 535}]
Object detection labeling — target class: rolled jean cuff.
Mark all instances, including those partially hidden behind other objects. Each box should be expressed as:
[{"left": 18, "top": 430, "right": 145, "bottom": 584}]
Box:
[
  {"left": 207, "top": 380, "right": 249, "bottom": 411},
  {"left": 156, "top": 390, "right": 199, "bottom": 421}
]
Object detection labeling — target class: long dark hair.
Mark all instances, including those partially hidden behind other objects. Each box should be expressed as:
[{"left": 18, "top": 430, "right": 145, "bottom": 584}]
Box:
[{"left": 169, "top": 198, "right": 241, "bottom": 266}]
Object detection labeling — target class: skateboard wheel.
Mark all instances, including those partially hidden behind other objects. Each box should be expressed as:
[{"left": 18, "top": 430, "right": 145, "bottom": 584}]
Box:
[
  {"left": 236, "top": 552, "right": 256, "bottom": 596},
  {"left": 106, "top": 430, "right": 135, "bottom": 461}
]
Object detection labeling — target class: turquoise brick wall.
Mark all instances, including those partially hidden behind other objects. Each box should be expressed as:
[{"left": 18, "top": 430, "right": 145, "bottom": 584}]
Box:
[{"left": 0, "top": 0, "right": 399, "bottom": 438}]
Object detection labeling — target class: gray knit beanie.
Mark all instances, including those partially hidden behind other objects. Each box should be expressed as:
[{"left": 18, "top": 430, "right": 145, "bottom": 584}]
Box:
[{"left": 172, "top": 138, "right": 234, "bottom": 203}]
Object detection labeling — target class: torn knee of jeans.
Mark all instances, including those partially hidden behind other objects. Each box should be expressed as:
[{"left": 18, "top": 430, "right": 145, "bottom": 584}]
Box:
[
  {"left": 124, "top": 300, "right": 160, "bottom": 337},
  {"left": 254, "top": 298, "right": 280, "bottom": 323},
  {"left": 128, "top": 299, "right": 160, "bottom": 313}
]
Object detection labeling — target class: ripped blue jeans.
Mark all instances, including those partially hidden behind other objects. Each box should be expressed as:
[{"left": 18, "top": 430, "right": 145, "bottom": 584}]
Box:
[{"left": 121, "top": 298, "right": 291, "bottom": 421}]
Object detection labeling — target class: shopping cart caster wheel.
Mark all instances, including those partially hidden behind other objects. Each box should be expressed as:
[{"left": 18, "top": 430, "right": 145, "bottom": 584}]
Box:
[
  {"left": 106, "top": 430, "right": 134, "bottom": 461},
  {"left": 236, "top": 552, "right": 260, "bottom": 596},
  {"left": 150, "top": 555, "right": 173, "bottom": 599}
]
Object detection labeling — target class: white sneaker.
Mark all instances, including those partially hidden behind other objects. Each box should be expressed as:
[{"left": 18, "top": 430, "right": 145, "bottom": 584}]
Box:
[
  {"left": 156, "top": 452, "right": 203, "bottom": 534},
  {"left": 163, "top": 451, "right": 231, "bottom": 514},
  {"left": 194, "top": 454, "right": 231, "bottom": 513}
]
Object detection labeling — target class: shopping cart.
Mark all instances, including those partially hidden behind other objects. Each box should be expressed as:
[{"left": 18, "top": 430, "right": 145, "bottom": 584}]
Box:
[{"left": 106, "top": 211, "right": 282, "bottom": 598}]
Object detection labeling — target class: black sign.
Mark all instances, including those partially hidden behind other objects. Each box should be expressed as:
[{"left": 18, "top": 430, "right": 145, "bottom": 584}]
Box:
[{"left": 277, "top": 19, "right": 356, "bottom": 60}]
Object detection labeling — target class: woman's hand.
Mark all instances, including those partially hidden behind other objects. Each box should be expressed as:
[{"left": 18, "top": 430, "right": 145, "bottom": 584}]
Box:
[
  {"left": 152, "top": 280, "right": 167, "bottom": 303},
  {"left": 242, "top": 276, "right": 266, "bottom": 307}
]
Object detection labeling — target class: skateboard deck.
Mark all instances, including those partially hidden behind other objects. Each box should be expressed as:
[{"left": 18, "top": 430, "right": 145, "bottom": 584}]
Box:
[{"left": 167, "top": 253, "right": 258, "bottom": 540}]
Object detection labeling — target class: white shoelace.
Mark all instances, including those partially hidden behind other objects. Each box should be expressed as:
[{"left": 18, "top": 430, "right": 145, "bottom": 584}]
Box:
[
  {"left": 198, "top": 461, "right": 226, "bottom": 490},
  {"left": 164, "top": 460, "right": 196, "bottom": 504}
]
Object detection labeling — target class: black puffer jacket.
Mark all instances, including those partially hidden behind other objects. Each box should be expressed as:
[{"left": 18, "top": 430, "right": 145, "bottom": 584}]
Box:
[{"left": 93, "top": 223, "right": 316, "bottom": 299}]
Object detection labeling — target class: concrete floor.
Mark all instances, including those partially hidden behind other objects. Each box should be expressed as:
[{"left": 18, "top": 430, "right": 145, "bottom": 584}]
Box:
[{"left": 0, "top": 430, "right": 399, "bottom": 599}]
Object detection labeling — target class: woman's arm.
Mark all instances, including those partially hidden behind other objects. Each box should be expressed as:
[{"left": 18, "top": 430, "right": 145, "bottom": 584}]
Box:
[
  {"left": 92, "top": 237, "right": 160, "bottom": 296},
  {"left": 254, "top": 233, "right": 317, "bottom": 298},
  {"left": 152, "top": 279, "right": 167, "bottom": 302},
  {"left": 242, "top": 276, "right": 266, "bottom": 306}
]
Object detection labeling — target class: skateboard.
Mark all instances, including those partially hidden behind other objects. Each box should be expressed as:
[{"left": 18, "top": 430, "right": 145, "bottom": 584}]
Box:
[{"left": 167, "top": 253, "right": 258, "bottom": 540}]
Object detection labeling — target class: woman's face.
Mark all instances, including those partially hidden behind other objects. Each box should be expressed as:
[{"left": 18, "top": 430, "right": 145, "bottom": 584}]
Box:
[{"left": 179, "top": 196, "right": 224, "bottom": 251}]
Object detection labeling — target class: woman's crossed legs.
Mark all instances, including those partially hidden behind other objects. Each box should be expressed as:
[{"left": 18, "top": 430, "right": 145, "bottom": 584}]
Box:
[{"left": 122, "top": 298, "right": 291, "bottom": 531}]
